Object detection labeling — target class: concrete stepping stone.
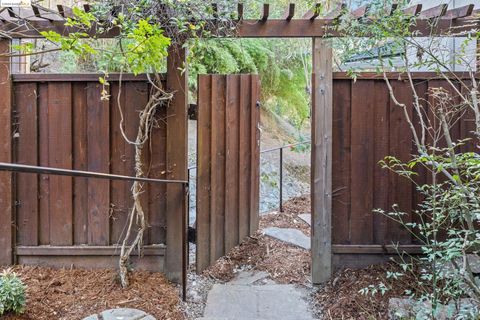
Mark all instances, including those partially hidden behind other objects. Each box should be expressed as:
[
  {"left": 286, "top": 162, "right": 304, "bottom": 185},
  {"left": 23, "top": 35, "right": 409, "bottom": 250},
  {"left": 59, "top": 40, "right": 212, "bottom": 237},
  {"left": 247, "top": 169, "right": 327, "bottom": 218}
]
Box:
[
  {"left": 263, "top": 227, "right": 310, "bottom": 250},
  {"left": 83, "top": 308, "right": 156, "bottom": 320},
  {"left": 200, "top": 284, "right": 313, "bottom": 320},
  {"left": 298, "top": 213, "right": 311, "bottom": 226},
  {"left": 229, "top": 271, "right": 269, "bottom": 285}
]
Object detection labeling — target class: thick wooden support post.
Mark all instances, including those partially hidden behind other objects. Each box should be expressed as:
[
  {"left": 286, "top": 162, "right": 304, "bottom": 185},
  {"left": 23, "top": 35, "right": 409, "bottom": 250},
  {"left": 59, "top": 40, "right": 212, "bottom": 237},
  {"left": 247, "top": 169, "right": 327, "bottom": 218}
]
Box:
[
  {"left": 311, "top": 38, "right": 332, "bottom": 284},
  {"left": 165, "top": 45, "right": 188, "bottom": 283},
  {"left": 0, "top": 39, "right": 13, "bottom": 266}
]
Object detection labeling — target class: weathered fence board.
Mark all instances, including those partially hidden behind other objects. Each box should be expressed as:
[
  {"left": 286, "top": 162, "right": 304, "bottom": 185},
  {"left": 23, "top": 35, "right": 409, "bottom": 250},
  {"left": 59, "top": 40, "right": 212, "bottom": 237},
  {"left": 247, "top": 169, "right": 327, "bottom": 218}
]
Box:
[
  {"left": 0, "top": 39, "right": 13, "bottom": 266},
  {"left": 7, "top": 75, "right": 170, "bottom": 271},
  {"left": 196, "top": 74, "right": 260, "bottom": 273},
  {"left": 331, "top": 77, "right": 478, "bottom": 253}
]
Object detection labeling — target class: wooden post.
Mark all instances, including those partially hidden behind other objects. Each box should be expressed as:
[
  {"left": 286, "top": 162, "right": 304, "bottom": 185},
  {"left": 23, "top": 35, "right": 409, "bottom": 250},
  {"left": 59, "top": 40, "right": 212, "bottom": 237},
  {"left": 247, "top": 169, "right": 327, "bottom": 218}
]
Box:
[
  {"left": 0, "top": 39, "right": 13, "bottom": 266},
  {"left": 165, "top": 44, "right": 188, "bottom": 283},
  {"left": 311, "top": 38, "right": 333, "bottom": 284}
]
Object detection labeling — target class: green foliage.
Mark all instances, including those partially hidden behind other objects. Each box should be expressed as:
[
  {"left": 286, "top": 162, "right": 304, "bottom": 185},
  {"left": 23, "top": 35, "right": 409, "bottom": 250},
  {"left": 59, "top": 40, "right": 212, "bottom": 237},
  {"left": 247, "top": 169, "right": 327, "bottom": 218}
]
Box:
[
  {"left": 124, "top": 19, "right": 171, "bottom": 74},
  {"left": 190, "top": 38, "right": 311, "bottom": 128},
  {"left": 0, "top": 269, "right": 26, "bottom": 316}
]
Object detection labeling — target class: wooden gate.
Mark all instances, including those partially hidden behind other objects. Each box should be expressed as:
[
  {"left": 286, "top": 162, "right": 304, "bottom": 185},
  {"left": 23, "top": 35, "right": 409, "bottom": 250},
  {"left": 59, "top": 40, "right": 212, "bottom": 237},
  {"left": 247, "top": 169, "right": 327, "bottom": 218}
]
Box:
[{"left": 196, "top": 74, "right": 261, "bottom": 273}]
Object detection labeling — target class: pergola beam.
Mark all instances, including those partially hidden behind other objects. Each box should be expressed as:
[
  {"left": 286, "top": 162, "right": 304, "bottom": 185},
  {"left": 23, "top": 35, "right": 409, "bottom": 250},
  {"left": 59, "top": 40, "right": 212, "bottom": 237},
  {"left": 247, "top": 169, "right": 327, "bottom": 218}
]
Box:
[
  {"left": 283, "top": 3, "right": 295, "bottom": 21},
  {"left": 303, "top": 3, "right": 321, "bottom": 21},
  {"left": 443, "top": 4, "right": 475, "bottom": 20},
  {"left": 418, "top": 4, "right": 448, "bottom": 19}
]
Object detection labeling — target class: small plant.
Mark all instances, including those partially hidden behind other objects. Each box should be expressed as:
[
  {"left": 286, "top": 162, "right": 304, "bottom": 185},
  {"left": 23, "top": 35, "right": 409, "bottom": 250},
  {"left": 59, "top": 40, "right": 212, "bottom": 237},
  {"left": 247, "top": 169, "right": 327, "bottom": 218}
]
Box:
[{"left": 0, "top": 269, "right": 26, "bottom": 316}]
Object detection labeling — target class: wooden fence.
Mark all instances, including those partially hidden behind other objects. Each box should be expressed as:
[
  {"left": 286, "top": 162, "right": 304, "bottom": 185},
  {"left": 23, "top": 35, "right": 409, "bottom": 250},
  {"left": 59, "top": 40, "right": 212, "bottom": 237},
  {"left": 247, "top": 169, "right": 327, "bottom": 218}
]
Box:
[
  {"left": 196, "top": 74, "right": 261, "bottom": 272},
  {"left": 7, "top": 74, "right": 170, "bottom": 270},
  {"left": 331, "top": 74, "right": 477, "bottom": 267}
]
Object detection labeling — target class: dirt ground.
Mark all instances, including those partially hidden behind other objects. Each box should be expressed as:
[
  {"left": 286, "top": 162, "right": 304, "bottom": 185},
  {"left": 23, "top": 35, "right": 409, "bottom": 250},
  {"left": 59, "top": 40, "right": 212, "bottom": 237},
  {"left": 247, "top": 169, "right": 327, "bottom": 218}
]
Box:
[{"left": 1, "top": 266, "right": 185, "bottom": 320}]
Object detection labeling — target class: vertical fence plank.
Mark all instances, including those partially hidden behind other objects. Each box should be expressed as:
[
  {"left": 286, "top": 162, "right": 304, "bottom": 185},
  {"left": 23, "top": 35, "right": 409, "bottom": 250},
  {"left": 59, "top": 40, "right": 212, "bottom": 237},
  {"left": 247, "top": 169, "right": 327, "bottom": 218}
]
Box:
[
  {"left": 249, "top": 75, "right": 260, "bottom": 235},
  {"left": 387, "top": 80, "right": 413, "bottom": 244},
  {"left": 0, "top": 39, "right": 13, "bottom": 265},
  {"left": 350, "top": 80, "right": 375, "bottom": 245},
  {"left": 15, "top": 83, "right": 39, "bottom": 246},
  {"left": 197, "top": 75, "right": 212, "bottom": 273},
  {"left": 332, "top": 80, "right": 351, "bottom": 245},
  {"left": 373, "top": 80, "right": 390, "bottom": 244},
  {"left": 38, "top": 83, "right": 50, "bottom": 245},
  {"left": 224, "top": 75, "right": 240, "bottom": 252},
  {"left": 238, "top": 74, "right": 252, "bottom": 241},
  {"left": 149, "top": 81, "right": 168, "bottom": 245},
  {"left": 110, "top": 82, "right": 128, "bottom": 245},
  {"left": 87, "top": 83, "right": 110, "bottom": 246},
  {"left": 73, "top": 82, "right": 88, "bottom": 245},
  {"left": 48, "top": 82, "right": 73, "bottom": 246},
  {"left": 312, "top": 38, "right": 333, "bottom": 284},
  {"left": 166, "top": 45, "right": 188, "bottom": 283},
  {"left": 210, "top": 75, "right": 226, "bottom": 263}
]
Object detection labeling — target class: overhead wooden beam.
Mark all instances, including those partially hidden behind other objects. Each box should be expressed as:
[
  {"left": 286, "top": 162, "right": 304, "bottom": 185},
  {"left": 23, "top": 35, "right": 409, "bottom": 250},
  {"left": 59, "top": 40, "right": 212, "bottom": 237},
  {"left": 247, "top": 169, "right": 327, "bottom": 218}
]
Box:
[
  {"left": 283, "top": 3, "right": 295, "bottom": 21},
  {"left": 351, "top": 4, "right": 369, "bottom": 19},
  {"left": 388, "top": 3, "right": 399, "bottom": 16},
  {"left": 32, "top": 5, "right": 63, "bottom": 22},
  {"left": 57, "top": 5, "right": 74, "bottom": 18},
  {"left": 261, "top": 3, "right": 270, "bottom": 22},
  {"left": 237, "top": 3, "right": 244, "bottom": 21},
  {"left": 0, "top": 16, "right": 478, "bottom": 39},
  {"left": 418, "top": 4, "right": 448, "bottom": 19},
  {"left": 303, "top": 3, "right": 321, "bottom": 21},
  {"left": 403, "top": 4, "right": 422, "bottom": 16},
  {"left": 442, "top": 4, "right": 474, "bottom": 20},
  {"left": 311, "top": 37, "right": 333, "bottom": 284},
  {"left": 324, "top": 3, "right": 347, "bottom": 20},
  {"left": 7, "top": 7, "right": 46, "bottom": 21},
  {"left": 0, "top": 39, "right": 13, "bottom": 266}
]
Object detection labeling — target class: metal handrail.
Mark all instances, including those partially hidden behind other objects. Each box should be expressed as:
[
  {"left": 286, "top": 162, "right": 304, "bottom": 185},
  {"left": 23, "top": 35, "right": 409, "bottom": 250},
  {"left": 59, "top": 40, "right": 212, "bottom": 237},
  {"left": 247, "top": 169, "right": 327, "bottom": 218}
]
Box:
[
  {"left": 187, "top": 140, "right": 311, "bottom": 212},
  {"left": 0, "top": 163, "right": 188, "bottom": 185},
  {"left": 0, "top": 161, "right": 189, "bottom": 301}
]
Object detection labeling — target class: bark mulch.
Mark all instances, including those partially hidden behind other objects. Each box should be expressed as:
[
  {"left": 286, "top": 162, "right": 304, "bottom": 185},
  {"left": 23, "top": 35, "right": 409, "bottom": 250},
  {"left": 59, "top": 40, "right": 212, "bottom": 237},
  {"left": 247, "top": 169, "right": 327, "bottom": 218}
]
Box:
[
  {"left": 1, "top": 266, "right": 185, "bottom": 320},
  {"left": 203, "top": 196, "right": 311, "bottom": 284},
  {"left": 314, "top": 263, "right": 418, "bottom": 319}
]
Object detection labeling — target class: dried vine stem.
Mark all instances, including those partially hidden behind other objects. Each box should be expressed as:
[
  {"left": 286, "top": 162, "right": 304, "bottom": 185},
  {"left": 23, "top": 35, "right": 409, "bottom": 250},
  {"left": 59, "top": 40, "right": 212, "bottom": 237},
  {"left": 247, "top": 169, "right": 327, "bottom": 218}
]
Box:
[{"left": 116, "top": 74, "right": 173, "bottom": 288}]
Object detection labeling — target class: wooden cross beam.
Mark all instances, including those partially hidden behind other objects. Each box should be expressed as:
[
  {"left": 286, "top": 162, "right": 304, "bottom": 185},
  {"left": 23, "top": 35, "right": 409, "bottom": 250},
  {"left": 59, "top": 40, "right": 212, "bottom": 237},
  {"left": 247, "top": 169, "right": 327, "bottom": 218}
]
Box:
[
  {"left": 303, "top": 3, "right": 321, "bottom": 21},
  {"left": 443, "top": 4, "right": 475, "bottom": 20},
  {"left": 418, "top": 4, "right": 448, "bottom": 19},
  {"left": 0, "top": 2, "right": 479, "bottom": 39},
  {"left": 283, "top": 3, "right": 295, "bottom": 21}
]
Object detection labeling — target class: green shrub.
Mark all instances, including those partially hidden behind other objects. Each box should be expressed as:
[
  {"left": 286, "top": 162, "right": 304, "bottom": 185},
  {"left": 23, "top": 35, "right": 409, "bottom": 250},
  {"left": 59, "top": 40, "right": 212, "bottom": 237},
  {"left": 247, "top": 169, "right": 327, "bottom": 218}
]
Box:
[{"left": 0, "top": 269, "right": 26, "bottom": 316}]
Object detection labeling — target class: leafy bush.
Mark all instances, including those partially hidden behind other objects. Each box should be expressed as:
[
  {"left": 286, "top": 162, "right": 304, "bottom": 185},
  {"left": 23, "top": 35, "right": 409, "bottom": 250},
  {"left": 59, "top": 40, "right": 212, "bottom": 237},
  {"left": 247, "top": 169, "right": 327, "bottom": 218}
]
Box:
[{"left": 0, "top": 269, "right": 26, "bottom": 316}]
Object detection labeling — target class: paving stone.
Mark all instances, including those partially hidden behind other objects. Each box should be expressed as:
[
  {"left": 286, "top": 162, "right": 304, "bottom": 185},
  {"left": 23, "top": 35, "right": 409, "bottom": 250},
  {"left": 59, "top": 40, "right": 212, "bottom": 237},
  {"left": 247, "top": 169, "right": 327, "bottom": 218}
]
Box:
[
  {"left": 202, "top": 284, "right": 313, "bottom": 320},
  {"left": 229, "top": 271, "right": 269, "bottom": 285},
  {"left": 263, "top": 227, "right": 310, "bottom": 250},
  {"left": 298, "top": 214, "right": 311, "bottom": 226},
  {"left": 83, "top": 308, "right": 156, "bottom": 320}
]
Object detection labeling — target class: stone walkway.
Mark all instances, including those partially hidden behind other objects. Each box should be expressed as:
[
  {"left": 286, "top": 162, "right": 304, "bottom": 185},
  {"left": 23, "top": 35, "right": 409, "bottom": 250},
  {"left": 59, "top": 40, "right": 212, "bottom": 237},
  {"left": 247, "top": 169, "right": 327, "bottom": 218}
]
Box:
[{"left": 198, "top": 281, "right": 314, "bottom": 320}]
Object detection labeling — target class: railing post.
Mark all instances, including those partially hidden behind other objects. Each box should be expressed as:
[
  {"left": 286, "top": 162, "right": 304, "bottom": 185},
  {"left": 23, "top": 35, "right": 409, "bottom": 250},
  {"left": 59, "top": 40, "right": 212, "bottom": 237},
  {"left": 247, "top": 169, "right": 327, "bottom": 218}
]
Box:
[
  {"left": 279, "top": 148, "right": 283, "bottom": 213},
  {"left": 0, "top": 38, "right": 13, "bottom": 266}
]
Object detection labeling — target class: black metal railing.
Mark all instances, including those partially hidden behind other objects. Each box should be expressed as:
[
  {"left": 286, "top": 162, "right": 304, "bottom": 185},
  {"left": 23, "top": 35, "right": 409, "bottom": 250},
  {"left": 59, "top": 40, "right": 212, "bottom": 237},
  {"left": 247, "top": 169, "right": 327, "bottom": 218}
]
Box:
[
  {"left": 0, "top": 162, "right": 189, "bottom": 301},
  {"left": 187, "top": 140, "right": 311, "bottom": 214}
]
